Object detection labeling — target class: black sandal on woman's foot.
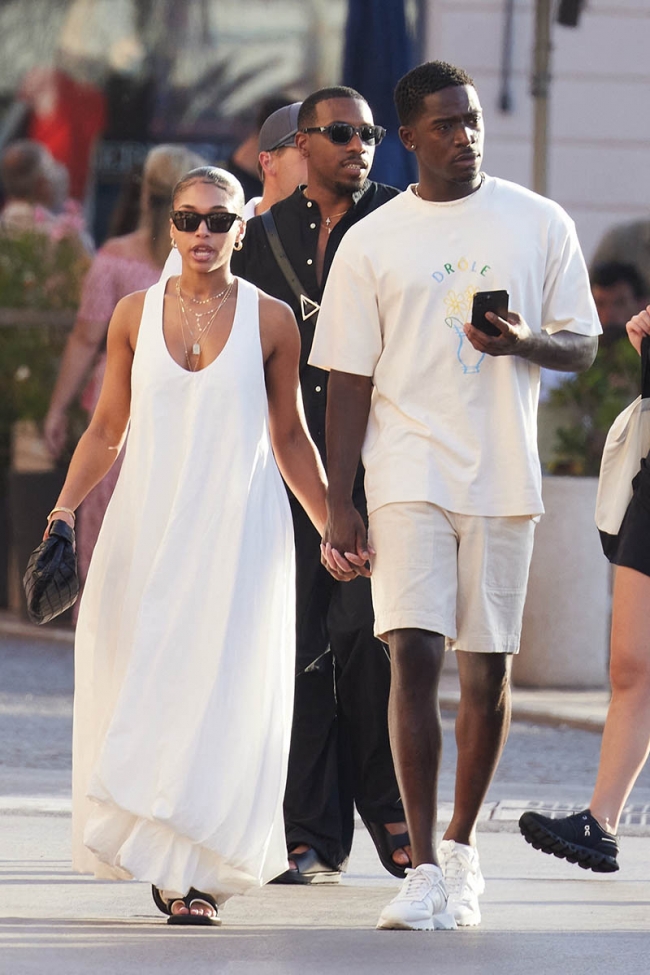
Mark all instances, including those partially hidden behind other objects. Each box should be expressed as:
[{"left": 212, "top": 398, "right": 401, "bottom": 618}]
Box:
[
  {"left": 152, "top": 885, "right": 184, "bottom": 917},
  {"left": 168, "top": 888, "right": 221, "bottom": 926},
  {"left": 361, "top": 820, "right": 412, "bottom": 879},
  {"left": 152, "top": 885, "right": 221, "bottom": 926}
]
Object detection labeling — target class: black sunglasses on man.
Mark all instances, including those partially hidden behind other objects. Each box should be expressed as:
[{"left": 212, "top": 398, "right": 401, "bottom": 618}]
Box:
[{"left": 300, "top": 123, "right": 386, "bottom": 147}]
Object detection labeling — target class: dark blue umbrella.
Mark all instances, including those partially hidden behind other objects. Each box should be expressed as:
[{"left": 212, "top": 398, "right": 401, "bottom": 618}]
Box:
[{"left": 342, "top": 0, "right": 417, "bottom": 189}]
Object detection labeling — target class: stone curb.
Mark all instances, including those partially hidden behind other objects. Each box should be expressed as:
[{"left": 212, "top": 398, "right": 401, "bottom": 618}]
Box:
[
  {"left": 439, "top": 689, "right": 608, "bottom": 734},
  {"left": 0, "top": 613, "right": 610, "bottom": 732},
  {"left": 3, "top": 796, "right": 649, "bottom": 836},
  {"left": 438, "top": 671, "right": 610, "bottom": 734},
  {"left": 0, "top": 613, "right": 74, "bottom": 645}
]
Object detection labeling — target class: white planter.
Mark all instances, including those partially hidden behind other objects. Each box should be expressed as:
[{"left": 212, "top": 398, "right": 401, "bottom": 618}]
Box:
[{"left": 513, "top": 476, "right": 611, "bottom": 689}]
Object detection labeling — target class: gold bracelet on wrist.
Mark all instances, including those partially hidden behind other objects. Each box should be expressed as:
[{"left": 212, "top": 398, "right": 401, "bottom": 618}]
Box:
[{"left": 46, "top": 506, "right": 76, "bottom": 525}]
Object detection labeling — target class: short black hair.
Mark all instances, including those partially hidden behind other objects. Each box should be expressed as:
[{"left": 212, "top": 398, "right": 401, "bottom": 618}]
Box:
[
  {"left": 297, "top": 87, "right": 366, "bottom": 129},
  {"left": 590, "top": 261, "right": 648, "bottom": 300},
  {"left": 394, "top": 61, "right": 475, "bottom": 127}
]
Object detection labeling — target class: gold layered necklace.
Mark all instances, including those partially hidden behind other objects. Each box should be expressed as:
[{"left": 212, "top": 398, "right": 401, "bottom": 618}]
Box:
[
  {"left": 176, "top": 278, "right": 234, "bottom": 371},
  {"left": 178, "top": 284, "right": 230, "bottom": 321}
]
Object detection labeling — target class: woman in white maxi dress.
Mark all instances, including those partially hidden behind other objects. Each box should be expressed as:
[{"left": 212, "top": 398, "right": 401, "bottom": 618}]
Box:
[{"left": 45, "top": 168, "right": 336, "bottom": 924}]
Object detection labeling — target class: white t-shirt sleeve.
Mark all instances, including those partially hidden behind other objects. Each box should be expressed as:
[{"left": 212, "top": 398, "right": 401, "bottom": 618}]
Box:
[
  {"left": 242, "top": 197, "right": 262, "bottom": 220},
  {"left": 541, "top": 210, "right": 601, "bottom": 337},
  {"left": 309, "top": 237, "right": 383, "bottom": 377},
  {"left": 160, "top": 246, "right": 182, "bottom": 282}
]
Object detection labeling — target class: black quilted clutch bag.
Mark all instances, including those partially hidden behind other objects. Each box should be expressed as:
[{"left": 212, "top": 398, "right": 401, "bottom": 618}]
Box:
[{"left": 23, "top": 519, "right": 79, "bottom": 625}]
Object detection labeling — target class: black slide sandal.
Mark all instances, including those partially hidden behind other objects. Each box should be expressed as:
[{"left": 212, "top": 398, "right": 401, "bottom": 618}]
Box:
[
  {"left": 152, "top": 885, "right": 177, "bottom": 916},
  {"left": 167, "top": 888, "right": 221, "bottom": 926},
  {"left": 361, "top": 820, "right": 412, "bottom": 879},
  {"left": 270, "top": 846, "right": 340, "bottom": 885},
  {"left": 152, "top": 885, "right": 220, "bottom": 926}
]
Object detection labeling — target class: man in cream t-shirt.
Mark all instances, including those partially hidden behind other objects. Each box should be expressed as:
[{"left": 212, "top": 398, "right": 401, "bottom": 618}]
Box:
[{"left": 310, "top": 60, "right": 600, "bottom": 931}]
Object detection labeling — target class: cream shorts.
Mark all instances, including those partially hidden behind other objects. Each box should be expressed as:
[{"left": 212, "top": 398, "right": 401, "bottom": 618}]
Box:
[{"left": 368, "top": 501, "right": 537, "bottom": 653}]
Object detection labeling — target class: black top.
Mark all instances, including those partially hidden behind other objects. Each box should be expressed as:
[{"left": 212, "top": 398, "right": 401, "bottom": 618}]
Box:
[{"left": 231, "top": 181, "right": 399, "bottom": 461}]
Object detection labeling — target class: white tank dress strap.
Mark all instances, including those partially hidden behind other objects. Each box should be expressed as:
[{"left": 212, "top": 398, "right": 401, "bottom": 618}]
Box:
[
  {"left": 233, "top": 276, "right": 260, "bottom": 346},
  {"left": 223, "top": 278, "right": 265, "bottom": 382},
  {"left": 131, "top": 277, "right": 168, "bottom": 374}
]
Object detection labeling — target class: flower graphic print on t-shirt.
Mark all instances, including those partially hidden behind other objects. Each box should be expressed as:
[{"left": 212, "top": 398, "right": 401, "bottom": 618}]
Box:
[{"left": 444, "top": 285, "right": 485, "bottom": 374}]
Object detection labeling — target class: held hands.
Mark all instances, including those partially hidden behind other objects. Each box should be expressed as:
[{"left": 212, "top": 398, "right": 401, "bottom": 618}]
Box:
[
  {"left": 464, "top": 310, "right": 533, "bottom": 357},
  {"left": 320, "top": 502, "right": 375, "bottom": 582},
  {"left": 626, "top": 305, "right": 650, "bottom": 355}
]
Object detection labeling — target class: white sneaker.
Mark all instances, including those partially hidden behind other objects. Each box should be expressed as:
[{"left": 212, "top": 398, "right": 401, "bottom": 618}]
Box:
[
  {"left": 437, "top": 840, "right": 485, "bottom": 927},
  {"left": 376, "top": 864, "right": 457, "bottom": 931}
]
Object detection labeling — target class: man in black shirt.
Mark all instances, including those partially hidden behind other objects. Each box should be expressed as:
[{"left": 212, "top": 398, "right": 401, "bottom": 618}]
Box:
[{"left": 231, "top": 86, "right": 409, "bottom": 883}]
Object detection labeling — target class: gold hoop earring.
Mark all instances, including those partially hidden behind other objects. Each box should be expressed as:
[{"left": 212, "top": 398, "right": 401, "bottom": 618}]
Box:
[
  {"left": 170, "top": 238, "right": 177, "bottom": 249},
  {"left": 233, "top": 240, "right": 243, "bottom": 251}
]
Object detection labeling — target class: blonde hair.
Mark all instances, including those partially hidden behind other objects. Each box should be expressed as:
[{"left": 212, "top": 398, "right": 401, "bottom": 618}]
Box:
[{"left": 141, "top": 145, "right": 208, "bottom": 266}]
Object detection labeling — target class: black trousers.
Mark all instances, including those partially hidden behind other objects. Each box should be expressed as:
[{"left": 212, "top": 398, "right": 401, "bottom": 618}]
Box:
[{"left": 284, "top": 499, "right": 403, "bottom": 870}]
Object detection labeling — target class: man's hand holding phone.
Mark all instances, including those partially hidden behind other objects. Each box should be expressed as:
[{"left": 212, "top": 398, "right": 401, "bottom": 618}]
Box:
[{"left": 465, "top": 289, "right": 533, "bottom": 357}]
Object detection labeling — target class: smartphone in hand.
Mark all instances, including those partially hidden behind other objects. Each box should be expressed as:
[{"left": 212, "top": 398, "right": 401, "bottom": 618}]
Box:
[{"left": 471, "top": 290, "right": 509, "bottom": 337}]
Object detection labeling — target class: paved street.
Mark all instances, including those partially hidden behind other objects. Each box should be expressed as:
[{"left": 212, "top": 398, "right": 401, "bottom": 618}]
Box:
[{"left": 1, "top": 630, "right": 650, "bottom": 974}]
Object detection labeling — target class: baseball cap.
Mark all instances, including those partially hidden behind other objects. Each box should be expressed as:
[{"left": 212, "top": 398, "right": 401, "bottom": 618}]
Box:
[{"left": 258, "top": 102, "right": 302, "bottom": 153}]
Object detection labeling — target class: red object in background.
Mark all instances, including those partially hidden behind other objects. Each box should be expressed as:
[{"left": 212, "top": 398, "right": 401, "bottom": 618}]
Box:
[{"left": 22, "top": 68, "right": 106, "bottom": 201}]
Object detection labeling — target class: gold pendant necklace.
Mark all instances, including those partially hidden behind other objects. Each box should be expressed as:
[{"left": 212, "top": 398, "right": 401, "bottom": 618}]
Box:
[
  {"left": 323, "top": 208, "right": 350, "bottom": 234},
  {"left": 178, "top": 283, "right": 231, "bottom": 326},
  {"left": 176, "top": 278, "right": 234, "bottom": 369},
  {"left": 179, "top": 284, "right": 230, "bottom": 305}
]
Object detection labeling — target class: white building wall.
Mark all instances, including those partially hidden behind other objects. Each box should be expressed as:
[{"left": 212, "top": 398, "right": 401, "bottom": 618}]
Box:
[{"left": 423, "top": 0, "right": 650, "bottom": 262}]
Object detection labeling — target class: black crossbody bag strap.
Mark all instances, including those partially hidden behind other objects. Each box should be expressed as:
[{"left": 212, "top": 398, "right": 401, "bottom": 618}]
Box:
[
  {"left": 260, "top": 209, "right": 321, "bottom": 371},
  {"left": 261, "top": 209, "right": 310, "bottom": 306}
]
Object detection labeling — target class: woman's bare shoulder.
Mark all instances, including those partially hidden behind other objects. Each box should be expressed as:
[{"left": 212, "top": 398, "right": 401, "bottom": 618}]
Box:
[
  {"left": 109, "top": 290, "right": 148, "bottom": 335},
  {"left": 113, "top": 289, "right": 148, "bottom": 314},
  {"left": 107, "top": 290, "right": 150, "bottom": 353},
  {"left": 257, "top": 289, "right": 297, "bottom": 330},
  {"left": 256, "top": 289, "right": 300, "bottom": 361}
]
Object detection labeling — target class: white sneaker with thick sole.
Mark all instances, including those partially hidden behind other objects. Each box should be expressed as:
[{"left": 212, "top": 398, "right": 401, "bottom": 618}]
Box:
[
  {"left": 376, "top": 864, "right": 457, "bottom": 931},
  {"left": 437, "top": 840, "right": 485, "bottom": 927}
]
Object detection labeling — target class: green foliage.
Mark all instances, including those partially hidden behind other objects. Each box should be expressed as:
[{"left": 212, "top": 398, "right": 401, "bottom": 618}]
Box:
[
  {"left": 0, "top": 219, "right": 90, "bottom": 468},
  {"left": 549, "top": 338, "right": 641, "bottom": 475},
  {"left": 0, "top": 322, "right": 70, "bottom": 467},
  {"left": 0, "top": 228, "right": 89, "bottom": 310}
]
